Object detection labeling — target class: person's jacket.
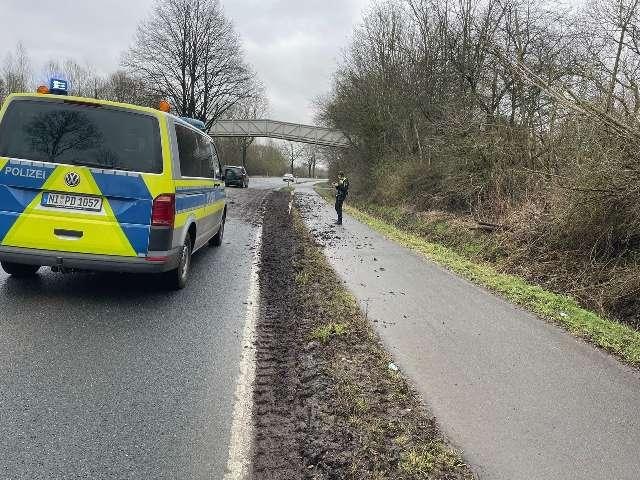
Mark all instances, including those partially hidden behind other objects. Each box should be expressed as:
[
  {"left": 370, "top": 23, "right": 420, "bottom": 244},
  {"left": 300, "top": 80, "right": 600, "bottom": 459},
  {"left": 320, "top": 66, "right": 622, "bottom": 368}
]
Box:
[{"left": 335, "top": 178, "right": 349, "bottom": 198}]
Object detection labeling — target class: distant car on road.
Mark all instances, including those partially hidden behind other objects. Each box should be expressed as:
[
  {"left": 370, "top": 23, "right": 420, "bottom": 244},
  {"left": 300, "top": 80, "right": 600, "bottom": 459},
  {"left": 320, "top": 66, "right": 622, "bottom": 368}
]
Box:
[
  {"left": 224, "top": 166, "right": 249, "bottom": 188},
  {"left": 283, "top": 173, "right": 295, "bottom": 183}
]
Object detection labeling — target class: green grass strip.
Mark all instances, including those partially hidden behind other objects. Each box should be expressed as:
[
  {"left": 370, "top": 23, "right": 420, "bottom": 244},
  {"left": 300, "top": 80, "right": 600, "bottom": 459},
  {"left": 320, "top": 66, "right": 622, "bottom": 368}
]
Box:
[{"left": 313, "top": 184, "right": 640, "bottom": 365}]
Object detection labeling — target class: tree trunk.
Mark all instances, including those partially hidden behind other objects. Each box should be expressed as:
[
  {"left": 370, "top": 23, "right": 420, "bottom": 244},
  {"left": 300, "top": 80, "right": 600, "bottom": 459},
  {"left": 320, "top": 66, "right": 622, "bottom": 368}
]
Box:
[
  {"left": 606, "top": 0, "right": 639, "bottom": 113},
  {"left": 290, "top": 145, "right": 295, "bottom": 175},
  {"left": 312, "top": 151, "right": 317, "bottom": 178}
]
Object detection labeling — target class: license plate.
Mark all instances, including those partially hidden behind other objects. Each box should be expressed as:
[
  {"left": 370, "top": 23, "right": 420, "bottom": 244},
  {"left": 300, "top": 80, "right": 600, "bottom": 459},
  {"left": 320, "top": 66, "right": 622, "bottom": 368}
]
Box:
[{"left": 41, "top": 192, "right": 103, "bottom": 212}]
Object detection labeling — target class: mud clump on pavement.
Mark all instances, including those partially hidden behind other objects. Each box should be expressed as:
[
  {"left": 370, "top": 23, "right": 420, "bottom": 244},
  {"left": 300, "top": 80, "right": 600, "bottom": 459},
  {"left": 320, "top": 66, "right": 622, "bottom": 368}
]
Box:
[
  {"left": 227, "top": 186, "right": 269, "bottom": 225},
  {"left": 295, "top": 193, "right": 343, "bottom": 249},
  {"left": 252, "top": 191, "right": 473, "bottom": 479}
]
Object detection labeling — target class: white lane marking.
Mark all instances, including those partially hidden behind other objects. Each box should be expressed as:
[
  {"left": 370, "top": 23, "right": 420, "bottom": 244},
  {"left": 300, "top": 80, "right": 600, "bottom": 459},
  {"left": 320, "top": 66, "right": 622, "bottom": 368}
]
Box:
[{"left": 224, "top": 226, "right": 262, "bottom": 480}]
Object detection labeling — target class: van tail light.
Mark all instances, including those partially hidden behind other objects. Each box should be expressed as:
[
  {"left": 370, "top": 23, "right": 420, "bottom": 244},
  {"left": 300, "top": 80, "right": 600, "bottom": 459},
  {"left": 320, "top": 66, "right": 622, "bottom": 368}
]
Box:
[{"left": 151, "top": 194, "right": 175, "bottom": 227}]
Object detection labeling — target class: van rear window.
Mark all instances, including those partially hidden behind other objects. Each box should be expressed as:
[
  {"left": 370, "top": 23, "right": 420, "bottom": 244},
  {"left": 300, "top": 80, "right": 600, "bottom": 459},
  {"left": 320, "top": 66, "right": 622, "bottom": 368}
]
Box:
[{"left": 0, "top": 99, "right": 163, "bottom": 174}]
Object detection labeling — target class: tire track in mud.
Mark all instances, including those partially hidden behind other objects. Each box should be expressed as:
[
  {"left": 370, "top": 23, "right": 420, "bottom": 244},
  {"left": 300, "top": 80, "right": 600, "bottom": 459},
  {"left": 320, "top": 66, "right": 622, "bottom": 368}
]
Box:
[{"left": 251, "top": 191, "right": 305, "bottom": 479}]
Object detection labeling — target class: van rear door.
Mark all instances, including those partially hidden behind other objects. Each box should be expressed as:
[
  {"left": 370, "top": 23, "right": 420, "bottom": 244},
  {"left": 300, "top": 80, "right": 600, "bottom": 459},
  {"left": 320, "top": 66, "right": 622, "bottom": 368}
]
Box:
[{"left": 0, "top": 97, "right": 163, "bottom": 257}]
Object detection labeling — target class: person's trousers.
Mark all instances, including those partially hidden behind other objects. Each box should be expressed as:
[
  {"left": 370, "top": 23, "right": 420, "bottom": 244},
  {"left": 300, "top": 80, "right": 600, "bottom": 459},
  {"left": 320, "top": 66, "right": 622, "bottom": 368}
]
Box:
[{"left": 335, "top": 195, "right": 345, "bottom": 223}]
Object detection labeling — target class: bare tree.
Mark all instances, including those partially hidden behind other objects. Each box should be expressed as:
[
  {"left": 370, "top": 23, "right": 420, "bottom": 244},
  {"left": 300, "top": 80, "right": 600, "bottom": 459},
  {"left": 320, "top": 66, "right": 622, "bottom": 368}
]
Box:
[
  {"left": 281, "top": 141, "right": 305, "bottom": 175},
  {"left": 317, "top": 0, "right": 640, "bottom": 321},
  {"left": 40, "top": 58, "right": 102, "bottom": 98},
  {"left": 222, "top": 87, "right": 269, "bottom": 167},
  {"left": 0, "top": 78, "right": 6, "bottom": 106},
  {"left": 101, "top": 70, "right": 161, "bottom": 106},
  {"left": 123, "top": 0, "right": 257, "bottom": 127},
  {"left": 589, "top": 0, "right": 640, "bottom": 112},
  {"left": 300, "top": 145, "right": 319, "bottom": 178},
  {"left": 1, "top": 43, "right": 32, "bottom": 98}
]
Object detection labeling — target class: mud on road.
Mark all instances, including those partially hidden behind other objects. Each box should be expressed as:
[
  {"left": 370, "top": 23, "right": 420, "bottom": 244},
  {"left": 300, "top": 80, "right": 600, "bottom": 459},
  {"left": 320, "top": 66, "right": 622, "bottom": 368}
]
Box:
[
  {"left": 227, "top": 186, "right": 270, "bottom": 225},
  {"left": 251, "top": 191, "right": 473, "bottom": 480}
]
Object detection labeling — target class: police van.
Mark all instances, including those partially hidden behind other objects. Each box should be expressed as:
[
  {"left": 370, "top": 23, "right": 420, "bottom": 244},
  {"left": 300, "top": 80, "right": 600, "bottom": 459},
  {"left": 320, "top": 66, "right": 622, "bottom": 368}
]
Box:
[{"left": 0, "top": 79, "right": 226, "bottom": 289}]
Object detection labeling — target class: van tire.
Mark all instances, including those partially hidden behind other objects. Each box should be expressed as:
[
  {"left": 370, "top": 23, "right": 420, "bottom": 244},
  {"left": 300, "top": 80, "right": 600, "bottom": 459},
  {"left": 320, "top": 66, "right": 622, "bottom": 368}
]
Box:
[
  {"left": 210, "top": 214, "right": 226, "bottom": 247},
  {"left": 165, "top": 236, "right": 192, "bottom": 290},
  {"left": 1, "top": 262, "right": 40, "bottom": 277}
]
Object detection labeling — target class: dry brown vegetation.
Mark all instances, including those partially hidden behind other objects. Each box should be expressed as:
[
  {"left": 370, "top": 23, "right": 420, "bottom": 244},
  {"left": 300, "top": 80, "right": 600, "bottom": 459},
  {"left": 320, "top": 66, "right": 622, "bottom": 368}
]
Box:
[{"left": 318, "top": 0, "right": 640, "bottom": 326}]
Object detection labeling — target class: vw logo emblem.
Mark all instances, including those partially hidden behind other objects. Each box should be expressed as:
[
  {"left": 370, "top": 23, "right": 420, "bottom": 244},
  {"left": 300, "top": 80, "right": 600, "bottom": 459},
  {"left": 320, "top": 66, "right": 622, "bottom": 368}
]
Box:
[{"left": 64, "top": 172, "right": 81, "bottom": 188}]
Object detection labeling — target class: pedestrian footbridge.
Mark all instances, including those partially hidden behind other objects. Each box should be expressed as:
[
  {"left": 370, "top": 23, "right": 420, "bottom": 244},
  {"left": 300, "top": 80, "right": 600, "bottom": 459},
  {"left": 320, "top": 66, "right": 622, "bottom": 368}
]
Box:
[{"left": 209, "top": 119, "right": 351, "bottom": 148}]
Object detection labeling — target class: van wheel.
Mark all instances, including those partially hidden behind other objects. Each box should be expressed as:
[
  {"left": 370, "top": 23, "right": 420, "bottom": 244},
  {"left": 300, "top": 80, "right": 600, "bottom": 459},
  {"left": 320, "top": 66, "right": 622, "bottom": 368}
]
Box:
[
  {"left": 210, "top": 215, "right": 226, "bottom": 247},
  {"left": 1, "top": 262, "right": 40, "bottom": 277},
  {"left": 165, "top": 236, "right": 192, "bottom": 290}
]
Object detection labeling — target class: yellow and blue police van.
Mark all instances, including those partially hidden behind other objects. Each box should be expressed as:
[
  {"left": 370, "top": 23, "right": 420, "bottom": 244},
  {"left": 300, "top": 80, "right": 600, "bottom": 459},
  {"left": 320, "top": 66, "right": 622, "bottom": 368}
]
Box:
[{"left": 0, "top": 79, "right": 226, "bottom": 289}]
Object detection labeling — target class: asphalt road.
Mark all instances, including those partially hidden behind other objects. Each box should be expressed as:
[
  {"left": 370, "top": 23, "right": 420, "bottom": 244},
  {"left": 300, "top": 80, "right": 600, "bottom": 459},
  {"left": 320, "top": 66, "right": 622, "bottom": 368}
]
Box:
[
  {"left": 0, "top": 177, "right": 283, "bottom": 479},
  {"left": 297, "top": 183, "right": 640, "bottom": 480}
]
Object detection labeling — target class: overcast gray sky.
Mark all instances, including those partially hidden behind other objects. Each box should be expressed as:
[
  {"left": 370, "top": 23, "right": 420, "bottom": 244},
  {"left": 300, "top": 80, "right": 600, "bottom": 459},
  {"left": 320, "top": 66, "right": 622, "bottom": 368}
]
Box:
[{"left": 0, "top": 0, "right": 368, "bottom": 124}]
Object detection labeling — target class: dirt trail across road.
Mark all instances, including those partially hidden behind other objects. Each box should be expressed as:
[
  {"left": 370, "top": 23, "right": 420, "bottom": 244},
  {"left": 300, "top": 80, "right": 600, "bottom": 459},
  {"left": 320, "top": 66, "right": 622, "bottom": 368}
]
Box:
[{"left": 295, "top": 183, "right": 640, "bottom": 480}]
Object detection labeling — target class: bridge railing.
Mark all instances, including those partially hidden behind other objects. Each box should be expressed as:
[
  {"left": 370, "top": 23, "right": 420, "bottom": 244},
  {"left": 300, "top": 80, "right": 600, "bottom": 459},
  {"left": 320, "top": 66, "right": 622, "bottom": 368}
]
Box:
[{"left": 209, "top": 119, "right": 351, "bottom": 148}]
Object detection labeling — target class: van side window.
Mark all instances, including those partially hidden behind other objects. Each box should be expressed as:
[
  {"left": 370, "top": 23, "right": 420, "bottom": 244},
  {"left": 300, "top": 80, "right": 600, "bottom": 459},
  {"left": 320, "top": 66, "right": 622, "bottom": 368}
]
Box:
[
  {"left": 176, "top": 124, "right": 198, "bottom": 177},
  {"left": 176, "top": 124, "right": 211, "bottom": 178},
  {"left": 196, "top": 138, "right": 213, "bottom": 178},
  {"left": 210, "top": 142, "right": 222, "bottom": 180}
]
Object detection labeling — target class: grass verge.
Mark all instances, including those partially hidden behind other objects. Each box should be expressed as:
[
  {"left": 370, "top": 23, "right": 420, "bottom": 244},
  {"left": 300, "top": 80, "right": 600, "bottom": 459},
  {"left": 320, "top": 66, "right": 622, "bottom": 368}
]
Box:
[
  {"left": 314, "top": 184, "right": 640, "bottom": 366},
  {"left": 292, "top": 206, "right": 473, "bottom": 479}
]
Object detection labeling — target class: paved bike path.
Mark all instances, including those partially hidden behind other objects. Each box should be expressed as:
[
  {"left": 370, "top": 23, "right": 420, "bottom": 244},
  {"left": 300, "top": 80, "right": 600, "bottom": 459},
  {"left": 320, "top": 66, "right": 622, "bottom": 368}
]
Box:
[{"left": 296, "top": 184, "right": 640, "bottom": 480}]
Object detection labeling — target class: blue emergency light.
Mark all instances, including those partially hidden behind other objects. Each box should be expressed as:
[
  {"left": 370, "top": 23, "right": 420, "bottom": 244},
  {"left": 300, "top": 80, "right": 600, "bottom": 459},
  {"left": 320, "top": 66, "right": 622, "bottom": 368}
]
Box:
[
  {"left": 181, "top": 117, "right": 206, "bottom": 131},
  {"left": 49, "top": 78, "right": 69, "bottom": 96}
]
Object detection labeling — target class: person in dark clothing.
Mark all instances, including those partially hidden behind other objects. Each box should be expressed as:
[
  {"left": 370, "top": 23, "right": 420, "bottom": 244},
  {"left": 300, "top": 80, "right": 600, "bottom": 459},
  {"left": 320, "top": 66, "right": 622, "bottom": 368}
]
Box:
[{"left": 333, "top": 172, "right": 349, "bottom": 225}]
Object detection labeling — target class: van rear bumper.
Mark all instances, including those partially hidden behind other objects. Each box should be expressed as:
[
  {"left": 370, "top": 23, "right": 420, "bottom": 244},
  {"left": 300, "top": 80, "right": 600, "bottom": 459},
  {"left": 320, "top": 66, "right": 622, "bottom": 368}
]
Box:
[{"left": 0, "top": 246, "right": 181, "bottom": 274}]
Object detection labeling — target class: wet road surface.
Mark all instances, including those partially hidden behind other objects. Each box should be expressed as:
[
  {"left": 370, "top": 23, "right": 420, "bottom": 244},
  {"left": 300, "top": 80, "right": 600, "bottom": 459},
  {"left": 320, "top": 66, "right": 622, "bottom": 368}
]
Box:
[
  {"left": 0, "top": 178, "right": 281, "bottom": 479},
  {"left": 296, "top": 182, "right": 640, "bottom": 480}
]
